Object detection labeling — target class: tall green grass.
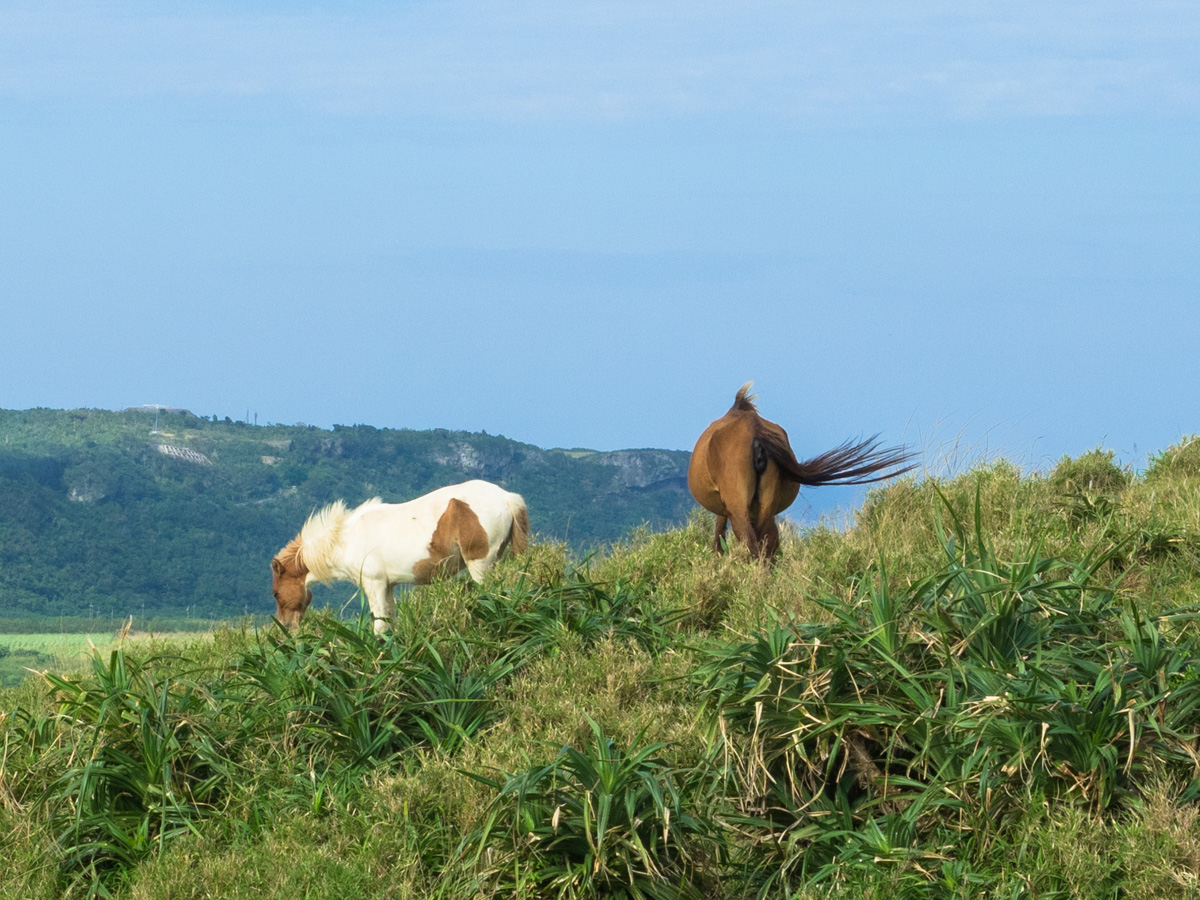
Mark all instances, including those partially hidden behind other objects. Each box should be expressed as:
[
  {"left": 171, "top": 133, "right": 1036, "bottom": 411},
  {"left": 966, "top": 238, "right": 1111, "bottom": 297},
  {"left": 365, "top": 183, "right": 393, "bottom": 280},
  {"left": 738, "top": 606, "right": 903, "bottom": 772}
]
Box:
[
  {"left": 2, "top": 445, "right": 1199, "bottom": 898},
  {"left": 464, "top": 718, "right": 725, "bottom": 899},
  {"left": 692, "top": 488, "right": 1200, "bottom": 895}
]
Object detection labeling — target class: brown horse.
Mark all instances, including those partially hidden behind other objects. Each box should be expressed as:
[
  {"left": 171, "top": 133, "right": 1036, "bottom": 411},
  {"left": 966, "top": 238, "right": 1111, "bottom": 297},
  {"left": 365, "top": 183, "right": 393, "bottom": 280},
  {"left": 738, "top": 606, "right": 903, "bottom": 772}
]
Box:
[{"left": 688, "top": 384, "right": 916, "bottom": 559}]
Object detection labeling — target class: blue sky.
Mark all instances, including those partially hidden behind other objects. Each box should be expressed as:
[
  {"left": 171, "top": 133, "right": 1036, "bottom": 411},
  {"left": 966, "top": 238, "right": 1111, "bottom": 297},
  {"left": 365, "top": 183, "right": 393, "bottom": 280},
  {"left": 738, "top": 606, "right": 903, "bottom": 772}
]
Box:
[{"left": 2, "top": 2, "right": 1198, "bottom": 511}]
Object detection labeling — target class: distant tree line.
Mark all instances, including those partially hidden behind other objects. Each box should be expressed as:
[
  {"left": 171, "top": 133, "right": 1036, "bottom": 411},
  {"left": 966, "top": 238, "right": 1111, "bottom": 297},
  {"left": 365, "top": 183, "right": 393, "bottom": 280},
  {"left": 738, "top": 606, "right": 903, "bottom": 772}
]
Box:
[{"left": 0, "top": 408, "right": 694, "bottom": 622}]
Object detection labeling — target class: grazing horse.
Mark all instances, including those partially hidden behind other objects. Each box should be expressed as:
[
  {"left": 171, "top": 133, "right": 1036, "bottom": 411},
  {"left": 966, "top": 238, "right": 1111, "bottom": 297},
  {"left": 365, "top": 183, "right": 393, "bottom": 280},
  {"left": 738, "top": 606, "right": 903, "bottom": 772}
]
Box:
[
  {"left": 688, "top": 384, "right": 915, "bottom": 560},
  {"left": 271, "top": 480, "right": 529, "bottom": 633}
]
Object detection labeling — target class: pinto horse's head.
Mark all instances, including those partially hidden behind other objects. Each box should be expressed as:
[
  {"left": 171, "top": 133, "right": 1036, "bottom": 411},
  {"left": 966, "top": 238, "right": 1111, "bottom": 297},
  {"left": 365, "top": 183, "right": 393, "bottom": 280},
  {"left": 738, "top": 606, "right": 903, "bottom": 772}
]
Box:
[{"left": 271, "top": 541, "right": 312, "bottom": 629}]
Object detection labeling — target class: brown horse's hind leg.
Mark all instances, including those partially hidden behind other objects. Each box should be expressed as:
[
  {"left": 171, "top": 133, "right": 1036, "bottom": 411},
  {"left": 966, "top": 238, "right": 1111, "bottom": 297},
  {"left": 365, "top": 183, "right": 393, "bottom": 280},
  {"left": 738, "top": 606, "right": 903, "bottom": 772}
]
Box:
[
  {"left": 758, "top": 518, "right": 781, "bottom": 561},
  {"left": 712, "top": 515, "right": 729, "bottom": 553},
  {"left": 706, "top": 428, "right": 763, "bottom": 557},
  {"left": 728, "top": 510, "right": 761, "bottom": 558},
  {"left": 752, "top": 461, "right": 790, "bottom": 562}
]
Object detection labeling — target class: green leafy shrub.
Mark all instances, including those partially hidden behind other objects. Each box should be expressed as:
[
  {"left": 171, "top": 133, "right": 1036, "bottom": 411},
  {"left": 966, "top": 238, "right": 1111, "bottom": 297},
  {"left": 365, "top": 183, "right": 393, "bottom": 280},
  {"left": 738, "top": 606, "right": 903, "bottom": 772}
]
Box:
[
  {"left": 1052, "top": 447, "right": 1131, "bottom": 522},
  {"left": 1051, "top": 447, "right": 1130, "bottom": 496},
  {"left": 1146, "top": 435, "right": 1200, "bottom": 481}
]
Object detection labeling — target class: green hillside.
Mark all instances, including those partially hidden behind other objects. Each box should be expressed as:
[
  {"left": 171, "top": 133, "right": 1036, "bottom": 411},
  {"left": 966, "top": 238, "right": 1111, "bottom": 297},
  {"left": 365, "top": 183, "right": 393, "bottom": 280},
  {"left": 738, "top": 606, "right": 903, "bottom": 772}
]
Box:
[
  {"left": 0, "top": 441, "right": 1197, "bottom": 898},
  {"left": 0, "top": 407, "right": 695, "bottom": 620}
]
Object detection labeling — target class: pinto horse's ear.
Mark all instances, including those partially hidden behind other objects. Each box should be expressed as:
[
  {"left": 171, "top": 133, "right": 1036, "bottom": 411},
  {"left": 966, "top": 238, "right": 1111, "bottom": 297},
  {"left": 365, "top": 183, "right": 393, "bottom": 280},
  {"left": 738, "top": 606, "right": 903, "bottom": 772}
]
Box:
[{"left": 271, "top": 557, "right": 285, "bottom": 575}]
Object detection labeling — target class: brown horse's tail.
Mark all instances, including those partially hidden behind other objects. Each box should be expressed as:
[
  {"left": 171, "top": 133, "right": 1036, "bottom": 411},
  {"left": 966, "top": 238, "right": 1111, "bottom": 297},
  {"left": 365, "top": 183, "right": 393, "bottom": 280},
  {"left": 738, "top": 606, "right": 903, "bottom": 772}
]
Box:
[
  {"left": 756, "top": 427, "right": 917, "bottom": 487},
  {"left": 505, "top": 495, "right": 530, "bottom": 555}
]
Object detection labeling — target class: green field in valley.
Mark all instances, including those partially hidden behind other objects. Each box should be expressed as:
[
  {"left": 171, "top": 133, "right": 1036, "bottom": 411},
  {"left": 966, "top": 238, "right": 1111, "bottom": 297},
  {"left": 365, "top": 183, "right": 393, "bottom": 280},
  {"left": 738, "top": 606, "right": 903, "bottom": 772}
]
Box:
[{"left": 0, "top": 632, "right": 210, "bottom": 688}]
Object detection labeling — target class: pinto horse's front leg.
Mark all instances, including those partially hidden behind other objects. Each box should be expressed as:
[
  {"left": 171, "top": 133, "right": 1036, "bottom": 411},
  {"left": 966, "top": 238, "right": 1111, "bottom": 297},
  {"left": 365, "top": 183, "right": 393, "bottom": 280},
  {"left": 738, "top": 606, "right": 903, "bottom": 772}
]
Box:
[{"left": 361, "top": 578, "right": 396, "bottom": 635}]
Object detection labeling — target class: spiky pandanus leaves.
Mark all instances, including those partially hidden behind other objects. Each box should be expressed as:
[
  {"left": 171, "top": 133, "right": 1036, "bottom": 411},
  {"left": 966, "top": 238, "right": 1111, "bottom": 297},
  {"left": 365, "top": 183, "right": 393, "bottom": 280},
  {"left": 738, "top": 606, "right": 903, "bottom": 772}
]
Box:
[
  {"left": 40, "top": 650, "right": 234, "bottom": 889},
  {"left": 234, "top": 614, "right": 515, "bottom": 773},
  {"left": 465, "top": 719, "right": 725, "bottom": 900},
  {"left": 472, "top": 570, "right": 686, "bottom": 661},
  {"left": 12, "top": 613, "right": 526, "bottom": 896},
  {"left": 693, "top": 486, "right": 1200, "bottom": 894}
]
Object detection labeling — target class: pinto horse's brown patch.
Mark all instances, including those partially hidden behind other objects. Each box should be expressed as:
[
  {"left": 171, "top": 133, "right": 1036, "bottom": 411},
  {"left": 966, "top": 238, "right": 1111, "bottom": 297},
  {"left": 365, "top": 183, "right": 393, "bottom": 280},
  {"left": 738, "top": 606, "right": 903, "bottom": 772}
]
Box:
[
  {"left": 688, "top": 383, "right": 916, "bottom": 561},
  {"left": 412, "top": 498, "right": 490, "bottom": 584}
]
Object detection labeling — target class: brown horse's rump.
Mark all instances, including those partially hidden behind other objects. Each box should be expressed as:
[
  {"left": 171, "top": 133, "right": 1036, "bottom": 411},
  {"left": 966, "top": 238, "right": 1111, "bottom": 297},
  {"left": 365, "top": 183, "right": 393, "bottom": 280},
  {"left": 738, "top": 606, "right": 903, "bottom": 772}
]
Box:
[{"left": 688, "top": 384, "right": 915, "bottom": 559}]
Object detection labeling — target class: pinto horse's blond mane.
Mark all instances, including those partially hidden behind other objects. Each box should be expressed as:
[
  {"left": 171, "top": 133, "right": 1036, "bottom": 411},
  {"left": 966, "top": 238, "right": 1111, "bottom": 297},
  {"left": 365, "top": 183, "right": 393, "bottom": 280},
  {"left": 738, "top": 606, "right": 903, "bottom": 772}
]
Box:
[
  {"left": 295, "top": 498, "right": 381, "bottom": 585},
  {"left": 274, "top": 537, "right": 304, "bottom": 573}
]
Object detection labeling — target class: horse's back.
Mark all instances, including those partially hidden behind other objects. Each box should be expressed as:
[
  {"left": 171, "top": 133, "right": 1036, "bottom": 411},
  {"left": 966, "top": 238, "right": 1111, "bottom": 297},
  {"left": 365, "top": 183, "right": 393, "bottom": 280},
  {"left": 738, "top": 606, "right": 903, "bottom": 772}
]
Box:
[
  {"left": 353, "top": 481, "right": 515, "bottom": 533},
  {"left": 332, "top": 481, "right": 519, "bottom": 584},
  {"left": 434, "top": 479, "right": 524, "bottom": 532}
]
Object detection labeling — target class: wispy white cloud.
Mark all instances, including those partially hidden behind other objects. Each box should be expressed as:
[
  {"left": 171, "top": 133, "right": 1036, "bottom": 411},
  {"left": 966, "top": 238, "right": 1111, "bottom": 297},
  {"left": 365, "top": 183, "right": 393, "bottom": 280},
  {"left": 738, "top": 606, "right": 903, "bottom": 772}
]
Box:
[{"left": 1, "top": 1, "right": 1197, "bottom": 121}]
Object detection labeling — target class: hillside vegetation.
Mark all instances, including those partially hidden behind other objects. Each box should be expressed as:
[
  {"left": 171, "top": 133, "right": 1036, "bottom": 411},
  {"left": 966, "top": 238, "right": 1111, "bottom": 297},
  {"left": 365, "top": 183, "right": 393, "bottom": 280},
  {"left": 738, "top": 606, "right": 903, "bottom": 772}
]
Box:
[
  {"left": 1, "top": 439, "right": 1199, "bottom": 899},
  {"left": 0, "top": 407, "right": 694, "bottom": 621}
]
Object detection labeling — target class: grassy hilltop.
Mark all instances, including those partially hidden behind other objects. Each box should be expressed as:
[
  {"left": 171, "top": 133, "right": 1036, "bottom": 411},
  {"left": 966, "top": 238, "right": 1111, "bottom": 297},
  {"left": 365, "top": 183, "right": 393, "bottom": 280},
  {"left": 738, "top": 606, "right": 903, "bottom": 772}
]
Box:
[
  {"left": 0, "top": 406, "right": 694, "bottom": 622},
  {"left": 1, "top": 439, "right": 1199, "bottom": 898}
]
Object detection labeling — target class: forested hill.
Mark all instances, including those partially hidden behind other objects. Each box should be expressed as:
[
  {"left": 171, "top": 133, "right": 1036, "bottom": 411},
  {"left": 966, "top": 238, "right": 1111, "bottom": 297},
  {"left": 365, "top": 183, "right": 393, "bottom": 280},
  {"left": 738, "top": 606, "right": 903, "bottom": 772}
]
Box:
[{"left": 0, "top": 407, "right": 695, "bottom": 620}]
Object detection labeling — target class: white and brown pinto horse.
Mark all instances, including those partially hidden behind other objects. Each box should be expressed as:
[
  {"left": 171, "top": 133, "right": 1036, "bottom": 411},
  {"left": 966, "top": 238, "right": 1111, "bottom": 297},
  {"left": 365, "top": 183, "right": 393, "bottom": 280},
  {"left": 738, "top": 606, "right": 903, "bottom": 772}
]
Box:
[
  {"left": 271, "top": 480, "right": 529, "bottom": 633},
  {"left": 689, "top": 384, "right": 915, "bottom": 561}
]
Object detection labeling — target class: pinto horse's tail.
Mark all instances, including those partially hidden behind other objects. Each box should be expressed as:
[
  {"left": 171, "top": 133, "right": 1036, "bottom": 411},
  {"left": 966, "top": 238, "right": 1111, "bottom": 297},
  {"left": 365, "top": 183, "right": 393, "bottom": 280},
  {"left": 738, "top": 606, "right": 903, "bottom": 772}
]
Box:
[
  {"left": 756, "top": 427, "right": 917, "bottom": 487},
  {"left": 504, "top": 494, "right": 530, "bottom": 555}
]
